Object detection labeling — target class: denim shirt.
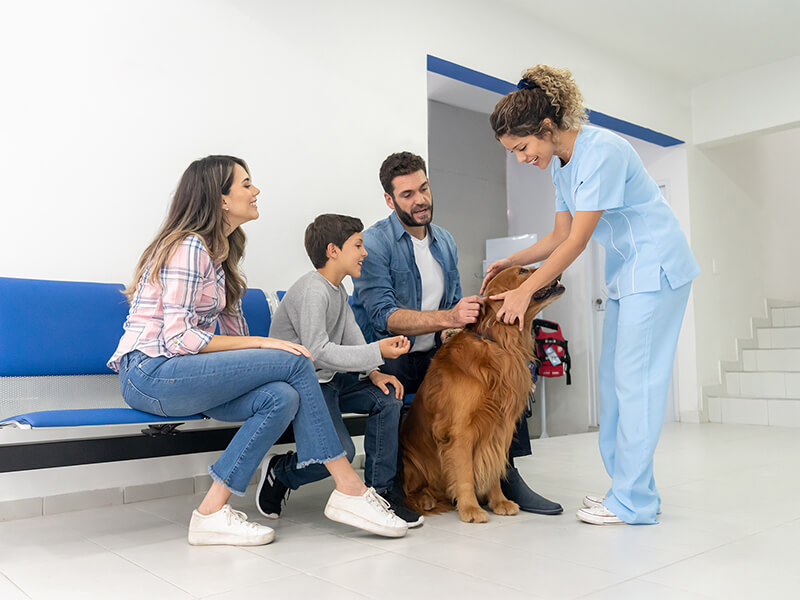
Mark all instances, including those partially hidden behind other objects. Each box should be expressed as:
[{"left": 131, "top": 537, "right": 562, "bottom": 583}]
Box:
[{"left": 352, "top": 212, "right": 462, "bottom": 344}]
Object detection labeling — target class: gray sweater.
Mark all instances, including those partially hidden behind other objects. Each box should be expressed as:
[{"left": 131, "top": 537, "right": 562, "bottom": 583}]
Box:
[{"left": 269, "top": 271, "right": 383, "bottom": 383}]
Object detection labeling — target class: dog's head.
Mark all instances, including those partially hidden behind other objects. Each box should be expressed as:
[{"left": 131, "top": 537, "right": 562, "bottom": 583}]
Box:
[{"left": 475, "top": 266, "right": 565, "bottom": 339}]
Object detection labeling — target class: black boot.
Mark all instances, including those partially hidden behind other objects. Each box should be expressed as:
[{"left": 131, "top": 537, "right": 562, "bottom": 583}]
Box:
[{"left": 501, "top": 467, "right": 562, "bottom": 515}]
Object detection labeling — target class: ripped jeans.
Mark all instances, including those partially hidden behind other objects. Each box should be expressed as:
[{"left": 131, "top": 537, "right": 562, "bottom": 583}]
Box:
[{"left": 118, "top": 348, "right": 345, "bottom": 495}]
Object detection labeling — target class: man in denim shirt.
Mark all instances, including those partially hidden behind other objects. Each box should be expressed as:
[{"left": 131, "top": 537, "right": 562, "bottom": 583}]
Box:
[{"left": 352, "top": 151, "right": 562, "bottom": 516}]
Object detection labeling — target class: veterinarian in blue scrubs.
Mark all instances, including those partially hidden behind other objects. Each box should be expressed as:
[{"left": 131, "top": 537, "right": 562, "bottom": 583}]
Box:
[{"left": 482, "top": 65, "right": 700, "bottom": 525}]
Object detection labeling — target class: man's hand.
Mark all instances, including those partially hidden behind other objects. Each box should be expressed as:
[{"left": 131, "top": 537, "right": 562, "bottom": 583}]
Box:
[
  {"left": 378, "top": 335, "right": 411, "bottom": 359},
  {"left": 368, "top": 370, "right": 404, "bottom": 398},
  {"left": 480, "top": 258, "right": 512, "bottom": 294},
  {"left": 446, "top": 295, "right": 484, "bottom": 328}
]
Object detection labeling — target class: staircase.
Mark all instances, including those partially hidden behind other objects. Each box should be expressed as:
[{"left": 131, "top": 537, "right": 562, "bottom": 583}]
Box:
[{"left": 706, "top": 304, "right": 800, "bottom": 427}]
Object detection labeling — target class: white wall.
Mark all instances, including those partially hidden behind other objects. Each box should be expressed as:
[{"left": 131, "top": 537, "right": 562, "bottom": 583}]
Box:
[
  {"left": 0, "top": 0, "right": 695, "bottom": 499},
  {"left": 427, "top": 101, "right": 507, "bottom": 297},
  {"left": 746, "top": 128, "right": 800, "bottom": 302},
  {"left": 689, "top": 126, "right": 800, "bottom": 404},
  {"left": 692, "top": 56, "right": 800, "bottom": 146}
]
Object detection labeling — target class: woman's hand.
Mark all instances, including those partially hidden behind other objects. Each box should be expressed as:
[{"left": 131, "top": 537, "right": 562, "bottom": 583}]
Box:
[
  {"left": 257, "top": 337, "right": 313, "bottom": 358},
  {"left": 368, "top": 370, "right": 404, "bottom": 398},
  {"left": 491, "top": 286, "right": 534, "bottom": 332},
  {"left": 480, "top": 258, "right": 512, "bottom": 294},
  {"left": 378, "top": 335, "right": 411, "bottom": 359}
]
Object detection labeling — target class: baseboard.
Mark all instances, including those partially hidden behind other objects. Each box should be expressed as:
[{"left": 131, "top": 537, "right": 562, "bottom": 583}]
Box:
[{"left": 679, "top": 410, "right": 706, "bottom": 424}]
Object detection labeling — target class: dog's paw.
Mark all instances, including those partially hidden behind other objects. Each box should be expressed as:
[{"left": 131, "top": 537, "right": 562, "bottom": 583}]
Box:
[
  {"left": 420, "top": 493, "right": 438, "bottom": 512},
  {"left": 458, "top": 505, "right": 490, "bottom": 523},
  {"left": 489, "top": 499, "right": 519, "bottom": 516}
]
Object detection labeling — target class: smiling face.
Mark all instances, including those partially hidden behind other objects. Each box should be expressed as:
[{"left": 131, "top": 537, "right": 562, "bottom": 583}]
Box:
[
  {"left": 499, "top": 132, "right": 558, "bottom": 170},
  {"left": 385, "top": 170, "right": 433, "bottom": 235},
  {"left": 333, "top": 232, "right": 368, "bottom": 279},
  {"left": 221, "top": 163, "right": 260, "bottom": 231}
]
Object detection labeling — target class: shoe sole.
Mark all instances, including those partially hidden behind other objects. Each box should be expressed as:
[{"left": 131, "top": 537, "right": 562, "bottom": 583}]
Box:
[
  {"left": 575, "top": 509, "right": 624, "bottom": 526},
  {"left": 406, "top": 516, "right": 424, "bottom": 528},
  {"left": 324, "top": 504, "right": 408, "bottom": 538},
  {"left": 256, "top": 455, "right": 280, "bottom": 520},
  {"left": 518, "top": 506, "right": 563, "bottom": 515},
  {"left": 188, "top": 530, "right": 275, "bottom": 546},
  {"left": 582, "top": 496, "right": 662, "bottom": 515}
]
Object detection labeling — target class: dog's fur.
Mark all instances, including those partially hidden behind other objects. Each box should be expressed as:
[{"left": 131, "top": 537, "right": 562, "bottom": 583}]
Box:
[{"left": 400, "top": 266, "right": 565, "bottom": 523}]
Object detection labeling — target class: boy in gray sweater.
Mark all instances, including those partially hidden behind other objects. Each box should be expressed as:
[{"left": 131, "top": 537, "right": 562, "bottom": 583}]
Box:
[{"left": 258, "top": 214, "right": 423, "bottom": 526}]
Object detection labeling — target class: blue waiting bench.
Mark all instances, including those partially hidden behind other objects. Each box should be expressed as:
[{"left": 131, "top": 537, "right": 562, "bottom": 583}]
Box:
[{"left": 0, "top": 277, "right": 369, "bottom": 472}]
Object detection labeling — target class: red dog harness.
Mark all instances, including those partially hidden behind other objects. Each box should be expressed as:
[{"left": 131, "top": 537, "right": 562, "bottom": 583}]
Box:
[{"left": 532, "top": 319, "right": 572, "bottom": 385}]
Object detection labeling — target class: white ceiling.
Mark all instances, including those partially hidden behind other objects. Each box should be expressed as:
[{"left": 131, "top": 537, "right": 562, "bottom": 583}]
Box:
[{"left": 501, "top": 0, "right": 800, "bottom": 85}]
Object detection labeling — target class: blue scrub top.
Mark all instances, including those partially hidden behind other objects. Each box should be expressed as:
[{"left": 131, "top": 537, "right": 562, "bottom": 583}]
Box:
[{"left": 552, "top": 126, "right": 700, "bottom": 299}]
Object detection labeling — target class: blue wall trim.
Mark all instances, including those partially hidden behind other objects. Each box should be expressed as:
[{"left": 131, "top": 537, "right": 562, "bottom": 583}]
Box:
[
  {"left": 427, "top": 55, "right": 684, "bottom": 148},
  {"left": 427, "top": 55, "right": 516, "bottom": 96}
]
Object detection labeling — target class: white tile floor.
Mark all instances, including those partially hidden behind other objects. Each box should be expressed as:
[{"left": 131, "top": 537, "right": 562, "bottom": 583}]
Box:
[{"left": 1, "top": 422, "right": 799, "bottom": 599}]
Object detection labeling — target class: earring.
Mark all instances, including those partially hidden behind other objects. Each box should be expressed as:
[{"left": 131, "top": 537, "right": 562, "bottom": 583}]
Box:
[{"left": 223, "top": 207, "right": 229, "bottom": 211}]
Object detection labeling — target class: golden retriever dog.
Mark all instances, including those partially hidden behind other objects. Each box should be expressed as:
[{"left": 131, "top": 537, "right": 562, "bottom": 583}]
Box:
[{"left": 400, "top": 266, "right": 565, "bottom": 523}]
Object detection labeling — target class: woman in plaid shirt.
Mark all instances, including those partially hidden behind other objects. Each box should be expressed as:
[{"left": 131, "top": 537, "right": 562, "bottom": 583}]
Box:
[{"left": 109, "top": 156, "right": 408, "bottom": 545}]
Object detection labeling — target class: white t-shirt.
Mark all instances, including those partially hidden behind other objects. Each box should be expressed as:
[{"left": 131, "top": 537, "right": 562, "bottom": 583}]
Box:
[{"left": 410, "top": 233, "right": 445, "bottom": 353}]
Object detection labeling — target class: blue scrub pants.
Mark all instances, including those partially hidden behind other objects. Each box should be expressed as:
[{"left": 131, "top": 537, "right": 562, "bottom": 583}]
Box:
[{"left": 598, "top": 271, "right": 691, "bottom": 524}]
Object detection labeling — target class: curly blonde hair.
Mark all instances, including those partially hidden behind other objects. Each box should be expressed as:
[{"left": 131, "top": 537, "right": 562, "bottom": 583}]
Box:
[{"left": 490, "top": 65, "right": 586, "bottom": 139}]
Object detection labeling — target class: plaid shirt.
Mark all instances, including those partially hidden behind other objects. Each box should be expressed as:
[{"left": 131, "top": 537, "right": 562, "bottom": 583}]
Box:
[{"left": 107, "top": 234, "right": 248, "bottom": 372}]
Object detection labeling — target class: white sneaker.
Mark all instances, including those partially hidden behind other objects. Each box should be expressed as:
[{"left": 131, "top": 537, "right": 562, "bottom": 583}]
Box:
[
  {"left": 188, "top": 504, "right": 275, "bottom": 546},
  {"left": 583, "top": 494, "right": 661, "bottom": 515},
  {"left": 583, "top": 494, "right": 605, "bottom": 509},
  {"left": 576, "top": 504, "right": 624, "bottom": 525},
  {"left": 324, "top": 487, "right": 408, "bottom": 538}
]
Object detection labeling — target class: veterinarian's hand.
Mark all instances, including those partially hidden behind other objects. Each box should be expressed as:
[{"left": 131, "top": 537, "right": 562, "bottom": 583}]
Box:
[
  {"left": 368, "top": 370, "right": 405, "bottom": 398},
  {"left": 491, "top": 286, "right": 533, "bottom": 332},
  {"left": 480, "top": 258, "right": 512, "bottom": 294},
  {"left": 257, "top": 337, "right": 313, "bottom": 358},
  {"left": 447, "top": 295, "right": 484, "bottom": 327},
  {"left": 379, "top": 335, "right": 411, "bottom": 359}
]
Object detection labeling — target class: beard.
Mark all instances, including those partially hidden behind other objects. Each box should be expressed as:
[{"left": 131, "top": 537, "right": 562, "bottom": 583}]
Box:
[{"left": 395, "top": 201, "right": 434, "bottom": 228}]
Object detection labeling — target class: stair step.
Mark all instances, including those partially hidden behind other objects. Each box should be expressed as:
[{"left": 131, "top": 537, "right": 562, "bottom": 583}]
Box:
[
  {"left": 772, "top": 307, "right": 800, "bottom": 327},
  {"left": 707, "top": 396, "right": 800, "bottom": 427},
  {"left": 757, "top": 327, "right": 800, "bottom": 349},
  {"left": 741, "top": 348, "right": 800, "bottom": 372},
  {"left": 725, "top": 372, "right": 800, "bottom": 398}
]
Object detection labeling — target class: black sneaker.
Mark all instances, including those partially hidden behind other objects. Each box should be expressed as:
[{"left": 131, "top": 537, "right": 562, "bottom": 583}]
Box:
[
  {"left": 378, "top": 487, "right": 424, "bottom": 528},
  {"left": 256, "top": 452, "right": 291, "bottom": 519}
]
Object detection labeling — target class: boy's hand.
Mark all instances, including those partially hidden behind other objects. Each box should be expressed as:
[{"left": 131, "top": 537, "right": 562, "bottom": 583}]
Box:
[
  {"left": 379, "top": 335, "right": 411, "bottom": 359},
  {"left": 368, "top": 370, "right": 404, "bottom": 398}
]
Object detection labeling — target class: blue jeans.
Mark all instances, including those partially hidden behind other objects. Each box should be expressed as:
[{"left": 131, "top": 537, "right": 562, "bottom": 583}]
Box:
[
  {"left": 118, "top": 349, "right": 345, "bottom": 496},
  {"left": 273, "top": 372, "right": 402, "bottom": 492}
]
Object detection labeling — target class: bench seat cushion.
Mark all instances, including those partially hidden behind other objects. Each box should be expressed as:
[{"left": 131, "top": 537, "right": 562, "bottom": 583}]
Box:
[{"left": 2, "top": 408, "right": 205, "bottom": 428}]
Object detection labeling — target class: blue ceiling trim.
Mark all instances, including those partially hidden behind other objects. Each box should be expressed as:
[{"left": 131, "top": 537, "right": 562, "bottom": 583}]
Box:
[
  {"left": 427, "top": 54, "right": 684, "bottom": 148},
  {"left": 427, "top": 55, "right": 516, "bottom": 96}
]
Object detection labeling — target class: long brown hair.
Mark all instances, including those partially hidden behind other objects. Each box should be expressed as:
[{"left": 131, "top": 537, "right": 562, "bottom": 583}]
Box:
[
  {"left": 490, "top": 65, "right": 586, "bottom": 140},
  {"left": 125, "top": 155, "right": 249, "bottom": 313}
]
